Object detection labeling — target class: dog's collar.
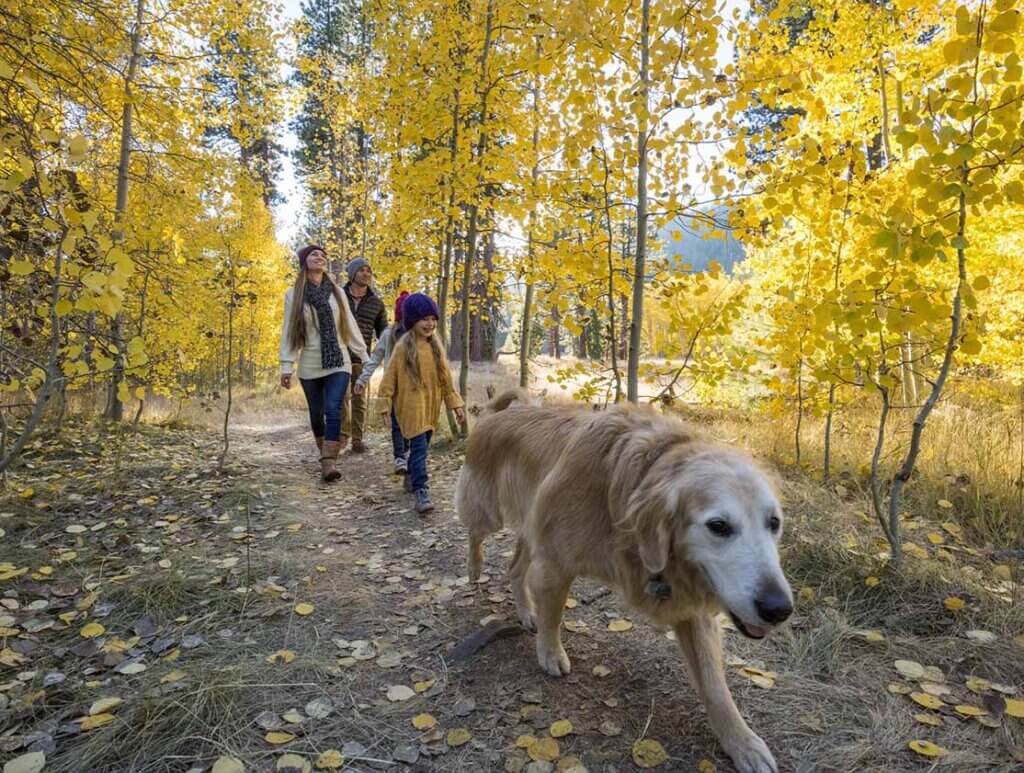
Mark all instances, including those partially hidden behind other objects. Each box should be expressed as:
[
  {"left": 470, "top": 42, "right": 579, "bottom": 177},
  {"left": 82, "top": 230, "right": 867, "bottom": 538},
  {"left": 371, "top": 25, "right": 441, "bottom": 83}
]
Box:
[{"left": 645, "top": 573, "right": 672, "bottom": 600}]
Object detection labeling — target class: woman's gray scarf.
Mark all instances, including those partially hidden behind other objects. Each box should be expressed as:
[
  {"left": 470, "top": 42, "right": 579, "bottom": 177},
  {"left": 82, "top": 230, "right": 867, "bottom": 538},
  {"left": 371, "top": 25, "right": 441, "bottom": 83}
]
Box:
[{"left": 304, "top": 280, "right": 344, "bottom": 370}]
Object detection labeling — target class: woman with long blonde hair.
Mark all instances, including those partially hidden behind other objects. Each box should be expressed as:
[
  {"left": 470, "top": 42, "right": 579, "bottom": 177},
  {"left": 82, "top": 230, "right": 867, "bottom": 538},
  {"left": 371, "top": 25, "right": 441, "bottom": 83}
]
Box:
[
  {"left": 378, "top": 293, "right": 465, "bottom": 513},
  {"left": 279, "top": 245, "right": 368, "bottom": 481}
]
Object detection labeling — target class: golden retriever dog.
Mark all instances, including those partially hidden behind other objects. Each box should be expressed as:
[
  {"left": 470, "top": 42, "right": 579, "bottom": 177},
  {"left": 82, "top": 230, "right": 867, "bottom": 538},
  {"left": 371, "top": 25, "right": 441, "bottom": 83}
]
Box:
[{"left": 456, "top": 390, "right": 792, "bottom": 773}]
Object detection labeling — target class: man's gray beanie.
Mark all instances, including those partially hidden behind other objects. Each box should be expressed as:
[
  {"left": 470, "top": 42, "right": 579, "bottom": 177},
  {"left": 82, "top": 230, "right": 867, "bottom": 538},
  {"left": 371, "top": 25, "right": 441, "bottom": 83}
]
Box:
[{"left": 346, "top": 257, "right": 369, "bottom": 282}]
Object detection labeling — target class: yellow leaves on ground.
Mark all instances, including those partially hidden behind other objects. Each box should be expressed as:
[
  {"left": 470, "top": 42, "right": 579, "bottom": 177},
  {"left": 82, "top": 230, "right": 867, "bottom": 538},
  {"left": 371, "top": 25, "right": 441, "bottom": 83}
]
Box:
[
  {"left": 739, "top": 666, "right": 776, "bottom": 689},
  {"left": 89, "top": 696, "right": 123, "bottom": 715},
  {"left": 294, "top": 602, "right": 315, "bottom": 616},
  {"left": 550, "top": 719, "right": 573, "bottom": 738},
  {"left": 943, "top": 596, "right": 966, "bottom": 611},
  {"left": 953, "top": 704, "right": 987, "bottom": 717},
  {"left": 632, "top": 738, "right": 669, "bottom": 768},
  {"left": 936, "top": 499, "right": 954, "bottom": 510},
  {"left": 527, "top": 737, "right": 560, "bottom": 762},
  {"left": 607, "top": 619, "right": 633, "bottom": 632},
  {"left": 211, "top": 757, "right": 245, "bottom": 773},
  {"left": 412, "top": 713, "right": 437, "bottom": 730},
  {"left": 894, "top": 660, "right": 926, "bottom": 680},
  {"left": 446, "top": 728, "right": 472, "bottom": 747},
  {"left": 267, "top": 649, "right": 295, "bottom": 665},
  {"left": 264, "top": 731, "right": 296, "bottom": 745},
  {"left": 386, "top": 685, "right": 415, "bottom": 702},
  {"left": 908, "top": 740, "right": 949, "bottom": 759},
  {"left": 864, "top": 576, "right": 880, "bottom": 587},
  {"left": 314, "top": 750, "right": 344, "bottom": 769},
  {"left": 79, "top": 622, "right": 105, "bottom": 638},
  {"left": 1005, "top": 698, "right": 1024, "bottom": 718},
  {"left": 910, "top": 692, "right": 944, "bottom": 710},
  {"left": 914, "top": 712, "right": 943, "bottom": 727},
  {"left": 79, "top": 713, "right": 116, "bottom": 730}
]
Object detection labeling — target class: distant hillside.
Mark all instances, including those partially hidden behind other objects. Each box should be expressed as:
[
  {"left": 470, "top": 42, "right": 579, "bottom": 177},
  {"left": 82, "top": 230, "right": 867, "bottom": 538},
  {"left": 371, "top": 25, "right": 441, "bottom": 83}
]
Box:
[{"left": 657, "top": 207, "right": 745, "bottom": 273}]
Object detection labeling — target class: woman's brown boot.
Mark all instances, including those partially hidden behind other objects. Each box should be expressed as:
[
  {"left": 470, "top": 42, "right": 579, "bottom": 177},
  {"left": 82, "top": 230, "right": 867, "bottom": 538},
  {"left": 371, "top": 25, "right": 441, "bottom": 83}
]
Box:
[{"left": 320, "top": 440, "right": 342, "bottom": 482}]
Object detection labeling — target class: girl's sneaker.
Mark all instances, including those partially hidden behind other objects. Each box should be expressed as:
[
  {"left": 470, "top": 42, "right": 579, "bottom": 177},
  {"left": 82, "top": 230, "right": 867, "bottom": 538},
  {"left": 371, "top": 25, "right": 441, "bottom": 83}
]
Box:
[
  {"left": 414, "top": 489, "right": 434, "bottom": 514},
  {"left": 393, "top": 456, "right": 408, "bottom": 475}
]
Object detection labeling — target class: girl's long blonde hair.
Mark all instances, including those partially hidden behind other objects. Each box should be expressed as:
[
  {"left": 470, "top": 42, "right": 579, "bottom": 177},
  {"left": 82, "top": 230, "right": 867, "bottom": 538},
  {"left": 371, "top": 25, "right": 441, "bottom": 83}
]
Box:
[
  {"left": 287, "top": 267, "right": 351, "bottom": 351},
  {"left": 395, "top": 327, "right": 451, "bottom": 391}
]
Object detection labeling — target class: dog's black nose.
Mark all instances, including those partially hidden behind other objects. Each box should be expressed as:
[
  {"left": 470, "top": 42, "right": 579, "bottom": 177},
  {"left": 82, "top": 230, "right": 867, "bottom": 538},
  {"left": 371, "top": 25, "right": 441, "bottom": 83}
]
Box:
[{"left": 755, "top": 586, "right": 793, "bottom": 624}]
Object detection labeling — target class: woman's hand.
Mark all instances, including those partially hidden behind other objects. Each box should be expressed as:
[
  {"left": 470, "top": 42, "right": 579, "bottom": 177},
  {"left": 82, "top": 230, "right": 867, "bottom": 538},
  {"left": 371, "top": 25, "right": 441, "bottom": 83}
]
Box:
[
  {"left": 353, "top": 382, "right": 365, "bottom": 395},
  {"left": 380, "top": 410, "right": 391, "bottom": 429},
  {"left": 455, "top": 407, "right": 466, "bottom": 425},
  {"left": 280, "top": 374, "right": 292, "bottom": 389}
]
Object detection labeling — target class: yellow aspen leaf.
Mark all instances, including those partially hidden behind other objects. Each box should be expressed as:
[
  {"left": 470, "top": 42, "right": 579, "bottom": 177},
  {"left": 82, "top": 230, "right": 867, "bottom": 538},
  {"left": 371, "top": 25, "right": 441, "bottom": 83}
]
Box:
[
  {"left": 914, "top": 713, "right": 943, "bottom": 727},
  {"left": 515, "top": 735, "right": 536, "bottom": 748},
  {"left": 1014, "top": 634, "right": 1024, "bottom": 649},
  {"left": 412, "top": 713, "right": 436, "bottom": 730},
  {"left": 528, "top": 737, "right": 560, "bottom": 762},
  {"left": 80, "top": 713, "right": 116, "bottom": 730},
  {"left": 926, "top": 532, "right": 945, "bottom": 545},
  {"left": 943, "top": 597, "right": 965, "bottom": 611},
  {"left": 888, "top": 683, "right": 913, "bottom": 695},
  {"left": 294, "top": 603, "right": 314, "bottom": 616},
  {"left": 936, "top": 499, "right": 954, "bottom": 509},
  {"left": 211, "top": 757, "right": 245, "bottom": 773},
  {"left": 446, "top": 728, "right": 472, "bottom": 747},
  {"left": 954, "top": 705, "right": 987, "bottom": 717},
  {"left": 413, "top": 679, "right": 435, "bottom": 693},
  {"left": 315, "top": 749, "right": 344, "bottom": 769},
  {"left": 908, "top": 740, "right": 948, "bottom": 758},
  {"left": 267, "top": 650, "right": 295, "bottom": 665},
  {"left": 89, "top": 697, "right": 123, "bottom": 715},
  {"left": 264, "top": 731, "right": 296, "bottom": 745},
  {"left": 80, "top": 622, "right": 105, "bottom": 638},
  {"left": 608, "top": 619, "right": 633, "bottom": 632},
  {"left": 631, "top": 739, "right": 669, "bottom": 768},
  {"left": 910, "top": 692, "right": 944, "bottom": 710},
  {"left": 1005, "top": 698, "right": 1024, "bottom": 718},
  {"left": 864, "top": 576, "right": 880, "bottom": 587},
  {"left": 993, "top": 565, "right": 1012, "bottom": 581},
  {"left": 68, "top": 135, "right": 88, "bottom": 157},
  {"left": 739, "top": 666, "right": 776, "bottom": 688},
  {"left": 550, "top": 719, "right": 573, "bottom": 738},
  {"left": 698, "top": 760, "right": 717, "bottom": 773}
]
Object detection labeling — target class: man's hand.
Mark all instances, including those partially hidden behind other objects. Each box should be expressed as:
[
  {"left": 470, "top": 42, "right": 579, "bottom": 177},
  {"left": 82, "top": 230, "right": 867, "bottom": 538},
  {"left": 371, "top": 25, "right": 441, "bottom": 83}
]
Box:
[
  {"left": 280, "top": 374, "right": 292, "bottom": 389},
  {"left": 380, "top": 410, "right": 391, "bottom": 429},
  {"left": 455, "top": 407, "right": 466, "bottom": 425},
  {"left": 353, "top": 382, "right": 365, "bottom": 395}
]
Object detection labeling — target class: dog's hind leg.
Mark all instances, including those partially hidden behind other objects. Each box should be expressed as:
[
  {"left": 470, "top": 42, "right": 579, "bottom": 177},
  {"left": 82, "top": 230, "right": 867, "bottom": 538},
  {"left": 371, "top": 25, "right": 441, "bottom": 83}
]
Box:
[
  {"left": 509, "top": 537, "right": 535, "bottom": 631},
  {"left": 527, "top": 560, "right": 573, "bottom": 677},
  {"left": 674, "top": 616, "right": 777, "bottom": 773}
]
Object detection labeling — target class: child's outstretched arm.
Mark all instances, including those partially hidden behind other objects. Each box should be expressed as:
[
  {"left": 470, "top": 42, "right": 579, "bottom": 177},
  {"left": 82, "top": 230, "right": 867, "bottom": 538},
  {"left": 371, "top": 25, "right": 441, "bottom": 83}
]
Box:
[{"left": 377, "top": 352, "right": 399, "bottom": 427}]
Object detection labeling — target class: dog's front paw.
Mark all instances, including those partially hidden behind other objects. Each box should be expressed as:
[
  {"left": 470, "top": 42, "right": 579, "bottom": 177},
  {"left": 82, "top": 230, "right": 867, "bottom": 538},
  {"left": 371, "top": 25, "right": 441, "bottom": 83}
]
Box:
[
  {"left": 536, "top": 643, "right": 571, "bottom": 677},
  {"left": 517, "top": 605, "right": 536, "bottom": 632},
  {"left": 724, "top": 732, "right": 777, "bottom": 773}
]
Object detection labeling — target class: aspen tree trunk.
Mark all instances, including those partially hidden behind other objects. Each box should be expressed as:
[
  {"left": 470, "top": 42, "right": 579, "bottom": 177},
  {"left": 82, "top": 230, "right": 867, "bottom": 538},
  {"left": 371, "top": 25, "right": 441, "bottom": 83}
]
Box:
[
  {"left": 458, "top": 0, "right": 494, "bottom": 401},
  {"left": 520, "top": 46, "right": 540, "bottom": 389},
  {"left": 626, "top": 0, "right": 650, "bottom": 403},
  {"left": 105, "top": 0, "right": 145, "bottom": 421}
]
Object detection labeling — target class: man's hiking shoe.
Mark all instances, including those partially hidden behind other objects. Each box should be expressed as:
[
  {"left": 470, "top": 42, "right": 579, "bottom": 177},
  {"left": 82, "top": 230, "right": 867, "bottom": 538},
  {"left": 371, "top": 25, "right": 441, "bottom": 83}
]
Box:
[
  {"left": 393, "top": 456, "right": 408, "bottom": 475},
  {"left": 414, "top": 489, "right": 434, "bottom": 514}
]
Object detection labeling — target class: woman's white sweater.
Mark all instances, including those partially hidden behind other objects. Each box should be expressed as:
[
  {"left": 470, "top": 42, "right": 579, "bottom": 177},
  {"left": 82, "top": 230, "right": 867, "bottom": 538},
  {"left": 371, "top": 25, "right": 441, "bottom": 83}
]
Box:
[{"left": 279, "top": 286, "right": 369, "bottom": 379}]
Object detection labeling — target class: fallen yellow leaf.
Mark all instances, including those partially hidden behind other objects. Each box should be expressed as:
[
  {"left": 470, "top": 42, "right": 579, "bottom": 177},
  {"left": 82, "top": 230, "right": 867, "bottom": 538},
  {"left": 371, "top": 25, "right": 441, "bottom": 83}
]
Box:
[
  {"left": 80, "top": 622, "right": 105, "bottom": 639},
  {"left": 211, "top": 757, "right": 245, "bottom": 773},
  {"left": 294, "top": 603, "right": 315, "bottom": 616},
  {"left": 264, "top": 731, "right": 296, "bottom": 745},
  {"left": 914, "top": 712, "right": 943, "bottom": 727},
  {"left": 607, "top": 619, "right": 633, "bottom": 632},
  {"left": 954, "top": 704, "right": 987, "bottom": 717},
  {"left": 1005, "top": 698, "right": 1024, "bottom": 718},
  {"left": 412, "top": 713, "right": 437, "bottom": 730},
  {"left": 910, "top": 692, "right": 945, "bottom": 710},
  {"left": 80, "top": 713, "right": 116, "bottom": 731},
  {"left": 89, "top": 697, "right": 123, "bottom": 715},
  {"left": 266, "top": 649, "right": 295, "bottom": 665},
  {"left": 527, "top": 737, "right": 560, "bottom": 762},
  {"left": 315, "top": 749, "right": 344, "bottom": 769},
  {"left": 908, "top": 740, "right": 948, "bottom": 758},
  {"left": 550, "top": 719, "right": 573, "bottom": 738},
  {"left": 447, "top": 728, "right": 472, "bottom": 747},
  {"left": 943, "top": 596, "right": 965, "bottom": 611},
  {"left": 632, "top": 738, "right": 669, "bottom": 768}
]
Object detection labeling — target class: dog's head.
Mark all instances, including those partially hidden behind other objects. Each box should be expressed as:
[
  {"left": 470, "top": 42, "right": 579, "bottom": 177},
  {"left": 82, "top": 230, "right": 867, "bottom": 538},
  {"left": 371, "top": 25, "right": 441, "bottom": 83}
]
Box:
[{"left": 625, "top": 445, "right": 793, "bottom": 639}]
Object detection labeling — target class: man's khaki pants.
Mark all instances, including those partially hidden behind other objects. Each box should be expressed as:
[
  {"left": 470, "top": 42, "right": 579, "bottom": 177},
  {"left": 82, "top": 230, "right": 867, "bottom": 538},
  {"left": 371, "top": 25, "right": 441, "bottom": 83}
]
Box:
[{"left": 342, "top": 362, "right": 366, "bottom": 441}]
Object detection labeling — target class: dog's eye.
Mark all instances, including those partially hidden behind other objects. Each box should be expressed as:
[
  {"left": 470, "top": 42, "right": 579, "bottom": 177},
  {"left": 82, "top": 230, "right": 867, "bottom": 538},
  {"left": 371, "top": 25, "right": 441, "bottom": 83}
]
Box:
[
  {"left": 706, "top": 519, "right": 733, "bottom": 537},
  {"left": 768, "top": 515, "right": 781, "bottom": 533}
]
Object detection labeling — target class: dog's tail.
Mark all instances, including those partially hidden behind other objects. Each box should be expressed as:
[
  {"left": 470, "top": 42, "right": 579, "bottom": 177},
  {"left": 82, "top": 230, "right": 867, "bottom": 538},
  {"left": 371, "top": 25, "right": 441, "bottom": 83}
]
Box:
[{"left": 485, "top": 388, "right": 535, "bottom": 414}]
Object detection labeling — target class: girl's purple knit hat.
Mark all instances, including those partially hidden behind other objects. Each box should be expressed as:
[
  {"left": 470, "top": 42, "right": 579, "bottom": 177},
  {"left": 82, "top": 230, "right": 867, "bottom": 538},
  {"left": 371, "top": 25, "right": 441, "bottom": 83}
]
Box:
[{"left": 401, "top": 293, "right": 440, "bottom": 329}]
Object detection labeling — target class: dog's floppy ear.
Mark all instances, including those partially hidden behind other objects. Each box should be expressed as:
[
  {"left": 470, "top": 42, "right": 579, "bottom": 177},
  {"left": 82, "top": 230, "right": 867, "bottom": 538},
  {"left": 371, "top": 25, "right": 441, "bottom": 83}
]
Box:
[{"left": 625, "top": 486, "right": 672, "bottom": 574}]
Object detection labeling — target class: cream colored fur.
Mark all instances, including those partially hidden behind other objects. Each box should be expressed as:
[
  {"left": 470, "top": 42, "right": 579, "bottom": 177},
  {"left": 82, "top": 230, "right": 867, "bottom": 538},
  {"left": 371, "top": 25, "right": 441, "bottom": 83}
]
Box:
[{"left": 456, "top": 389, "right": 791, "bottom": 773}]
